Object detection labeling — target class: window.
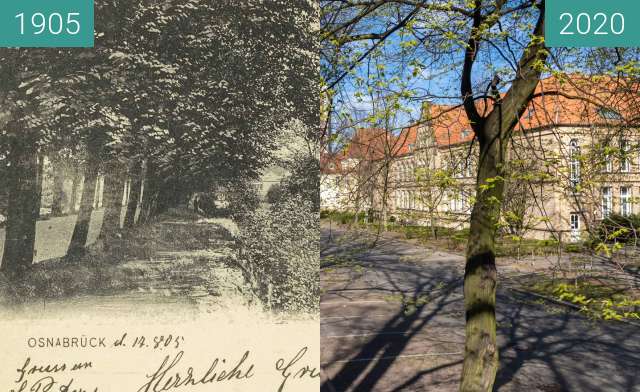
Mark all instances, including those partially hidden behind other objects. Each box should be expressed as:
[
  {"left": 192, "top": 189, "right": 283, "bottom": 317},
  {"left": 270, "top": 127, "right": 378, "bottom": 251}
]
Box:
[
  {"left": 602, "top": 187, "right": 612, "bottom": 218},
  {"left": 448, "top": 191, "right": 465, "bottom": 212},
  {"left": 447, "top": 192, "right": 456, "bottom": 212},
  {"left": 603, "top": 154, "right": 612, "bottom": 173},
  {"left": 454, "top": 163, "right": 463, "bottom": 178},
  {"left": 569, "top": 139, "right": 580, "bottom": 187},
  {"left": 621, "top": 186, "right": 632, "bottom": 216},
  {"left": 465, "top": 159, "right": 474, "bottom": 177},
  {"left": 570, "top": 213, "right": 580, "bottom": 242},
  {"left": 597, "top": 107, "right": 623, "bottom": 121},
  {"left": 620, "top": 139, "right": 631, "bottom": 173},
  {"left": 460, "top": 191, "right": 468, "bottom": 211}
]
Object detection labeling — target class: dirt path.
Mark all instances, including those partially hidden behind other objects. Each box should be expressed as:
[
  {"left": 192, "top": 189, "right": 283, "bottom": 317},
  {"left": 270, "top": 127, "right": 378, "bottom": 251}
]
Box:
[
  {"left": 0, "top": 210, "right": 251, "bottom": 316},
  {"left": 321, "top": 227, "right": 640, "bottom": 392}
]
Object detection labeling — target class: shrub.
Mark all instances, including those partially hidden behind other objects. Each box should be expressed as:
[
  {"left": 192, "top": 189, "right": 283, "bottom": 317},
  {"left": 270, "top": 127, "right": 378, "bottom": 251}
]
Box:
[
  {"left": 266, "top": 183, "right": 285, "bottom": 204},
  {"left": 595, "top": 214, "right": 640, "bottom": 244},
  {"left": 226, "top": 181, "right": 261, "bottom": 223},
  {"left": 236, "top": 194, "right": 319, "bottom": 314}
]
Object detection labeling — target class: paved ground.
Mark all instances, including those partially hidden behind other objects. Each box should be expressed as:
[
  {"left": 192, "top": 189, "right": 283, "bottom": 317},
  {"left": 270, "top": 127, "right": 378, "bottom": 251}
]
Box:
[{"left": 321, "top": 227, "right": 640, "bottom": 392}]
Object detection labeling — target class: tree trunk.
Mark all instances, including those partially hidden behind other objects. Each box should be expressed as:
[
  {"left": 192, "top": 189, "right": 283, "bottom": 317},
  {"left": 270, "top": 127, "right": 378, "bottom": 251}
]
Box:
[
  {"left": 430, "top": 213, "right": 438, "bottom": 240},
  {"left": 67, "top": 160, "right": 99, "bottom": 258},
  {"left": 69, "top": 168, "right": 82, "bottom": 213},
  {"left": 134, "top": 161, "right": 147, "bottom": 224},
  {"left": 35, "top": 154, "right": 45, "bottom": 219},
  {"left": 51, "top": 161, "right": 66, "bottom": 216},
  {"left": 0, "top": 138, "right": 39, "bottom": 275},
  {"left": 459, "top": 6, "right": 546, "bottom": 390},
  {"left": 98, "top": 166, "right": 126, "bottom": 242},
  {"left": 138, "top": 163, "right": 156, "bottom": 224},
  {"left": 123, "top": 160, "right": 144, "bottom": 229},
  {"left": 460, "top": 135, "right": 503, "bottom": 392}
]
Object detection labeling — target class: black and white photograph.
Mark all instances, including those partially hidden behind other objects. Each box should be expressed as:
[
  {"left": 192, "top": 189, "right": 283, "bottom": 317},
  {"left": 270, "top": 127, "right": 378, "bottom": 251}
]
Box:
[{"left": 0, "top": 1, "right": 320, "bottom": 391}]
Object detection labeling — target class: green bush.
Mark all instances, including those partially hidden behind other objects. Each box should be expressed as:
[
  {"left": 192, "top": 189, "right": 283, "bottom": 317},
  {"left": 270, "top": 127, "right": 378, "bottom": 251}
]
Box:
[{"left": 595, "top": 214, "right": 640, "bottom": 244}]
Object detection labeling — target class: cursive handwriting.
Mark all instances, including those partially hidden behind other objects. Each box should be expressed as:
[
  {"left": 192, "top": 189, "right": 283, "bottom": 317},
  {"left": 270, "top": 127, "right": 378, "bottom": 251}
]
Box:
[
  {"left": 275, "top": 347, "right": 320, "bottom": 392},
  {"left": 137, "top": 350, "right": 254, "bottom": 392},
  {"left": 11, "top": 376, "right": 98, "bottom": 392}
]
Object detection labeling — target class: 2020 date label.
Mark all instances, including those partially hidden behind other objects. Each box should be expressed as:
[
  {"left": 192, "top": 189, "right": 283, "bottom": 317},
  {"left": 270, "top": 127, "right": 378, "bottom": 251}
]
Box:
[
  {"left": 547, "top": 0, "right": 640, "bottom": 47},
  {"left": 0, "top": 0, "right": 93, "bottom": 47}
]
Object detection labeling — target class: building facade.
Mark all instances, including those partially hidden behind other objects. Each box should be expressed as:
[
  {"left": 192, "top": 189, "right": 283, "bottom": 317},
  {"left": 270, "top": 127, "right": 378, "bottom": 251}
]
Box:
[{"left": 321, "top": 75, "right": 640, "bottom": 241}]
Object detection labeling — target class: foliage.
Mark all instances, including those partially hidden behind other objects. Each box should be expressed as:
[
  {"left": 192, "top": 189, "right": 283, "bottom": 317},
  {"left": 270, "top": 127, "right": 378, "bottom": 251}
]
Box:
[
  {"left": 595, "top": 214, "right": 640, "bottom": 244},
  {"left": 226, "top": 181, "right": 261, "bottom": 223},
  {"left": 535, "top": 281, "right": 640, "bottom": 321},
  {"left": 237, "top": 195, "right": 319, "bottom": 314},
  {"left": 266, "top": 183, "right": 285, "bottom": 205}
]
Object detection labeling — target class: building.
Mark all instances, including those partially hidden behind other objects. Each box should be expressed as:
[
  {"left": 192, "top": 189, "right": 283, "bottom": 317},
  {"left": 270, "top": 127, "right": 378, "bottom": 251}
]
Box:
[{"left": 321, "top": 75, "right": 640, "bottom": 241}]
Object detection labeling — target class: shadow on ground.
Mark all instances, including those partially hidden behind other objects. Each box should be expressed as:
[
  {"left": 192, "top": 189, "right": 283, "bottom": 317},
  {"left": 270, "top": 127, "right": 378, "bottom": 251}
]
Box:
[
  {"left": 0, "top": 208, "right": 246, "bottom": 312},
  {"left": 320, "top": 227, "right": 640, "bottom": 392}
]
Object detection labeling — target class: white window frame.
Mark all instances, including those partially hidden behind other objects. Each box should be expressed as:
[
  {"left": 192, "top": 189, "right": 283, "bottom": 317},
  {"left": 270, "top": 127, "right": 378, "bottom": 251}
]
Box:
[
  {"left": 620, "top": 139, "right": 631, "bottom": 173},
  {"left": 570, "top": 213, "right": 580, "bottom": 242},
  {"left": 569, "top": 139, "right": 580, "bottom": 186},
  {"left": 620, "top": 186, "right": 632, "bottom": 216},
  {"left": 604, "top": 154, "right": 612, "bottom": 173},
  {"left": 602, "top": 186, "right": 612, "bottom": 218}
]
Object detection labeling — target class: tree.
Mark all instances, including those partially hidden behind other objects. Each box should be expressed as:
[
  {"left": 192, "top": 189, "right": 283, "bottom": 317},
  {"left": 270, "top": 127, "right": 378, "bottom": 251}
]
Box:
[
  {"left": 415, "top": 166, "right": 456, "bottom": 239},
  {"left": 321, "top": 1, "right": 546, "bottom": 389},
  {"left": 1, "top": 0, "right": 319, "bottom": 273}
]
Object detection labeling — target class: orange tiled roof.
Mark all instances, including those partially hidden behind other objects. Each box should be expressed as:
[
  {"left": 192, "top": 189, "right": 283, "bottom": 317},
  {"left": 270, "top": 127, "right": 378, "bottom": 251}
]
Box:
[
  {"left": 430, "top": 74, "right": 640, "bottom": 147},
  {"left": 321, "top": 74, "right": 640, "bottom": 173}
]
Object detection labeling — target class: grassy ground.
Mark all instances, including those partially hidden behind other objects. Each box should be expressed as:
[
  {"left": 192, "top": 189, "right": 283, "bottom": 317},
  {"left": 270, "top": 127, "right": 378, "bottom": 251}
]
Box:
[
  {"left": 0, "top": 210, "right": 105, "bottom": 264},
  {"left": 0, "top": 208, "right": 249, "bottom": 310}
]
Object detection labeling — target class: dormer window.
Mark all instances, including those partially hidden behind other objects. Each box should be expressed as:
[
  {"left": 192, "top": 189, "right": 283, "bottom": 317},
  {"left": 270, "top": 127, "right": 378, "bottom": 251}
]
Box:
[{"left": 598, "top": 107, "right": 623, "bottom": 120}]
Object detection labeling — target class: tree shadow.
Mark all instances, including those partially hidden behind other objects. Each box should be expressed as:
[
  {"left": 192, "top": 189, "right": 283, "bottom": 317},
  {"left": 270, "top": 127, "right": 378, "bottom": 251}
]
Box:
[
  {"left": 321, "top": 228, "right": 640, "bottom": 392},
  {"left": 321, "top": 228, "right": 464, "bottom": 391},
  {"left": 493, "top": 289, "right": 640, "bottom": 391}
]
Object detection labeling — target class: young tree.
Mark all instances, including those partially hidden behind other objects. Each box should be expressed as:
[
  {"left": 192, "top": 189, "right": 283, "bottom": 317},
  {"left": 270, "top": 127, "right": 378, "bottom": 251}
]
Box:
[{"left": 322, "top": 1, "right": 548, "bottom": 389}]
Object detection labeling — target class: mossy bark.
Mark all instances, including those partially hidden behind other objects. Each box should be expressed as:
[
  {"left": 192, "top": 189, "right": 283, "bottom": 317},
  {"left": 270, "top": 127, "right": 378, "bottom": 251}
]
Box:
[{"left": 460, "top": 136, "right": 503, "bottom": 392}]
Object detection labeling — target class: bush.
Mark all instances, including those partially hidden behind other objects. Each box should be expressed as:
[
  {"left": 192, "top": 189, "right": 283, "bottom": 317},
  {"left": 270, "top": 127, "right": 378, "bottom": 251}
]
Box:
[
  {"left": 595, "top": 214, "right": 640, "bottom": 244},
  {"left": 226, "top": 181, "right": 261, "bottom": 223},
  {"left": 236, "top": 194, "right": 319, "bottom": 314},
  {"left": 266, "top": 183, "right": 284, "bottom": 204}
]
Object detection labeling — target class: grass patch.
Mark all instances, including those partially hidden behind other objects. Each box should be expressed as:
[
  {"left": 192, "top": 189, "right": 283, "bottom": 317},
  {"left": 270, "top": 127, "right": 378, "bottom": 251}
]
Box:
[{"left": 527, "top": 277, "right": 640, "bottom": 321}]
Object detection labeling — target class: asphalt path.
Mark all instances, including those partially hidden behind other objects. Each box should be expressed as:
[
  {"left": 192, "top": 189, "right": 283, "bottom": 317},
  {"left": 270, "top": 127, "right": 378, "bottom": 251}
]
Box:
[{"left": 320, "top": 227, "right": 640, "bottom": 392}]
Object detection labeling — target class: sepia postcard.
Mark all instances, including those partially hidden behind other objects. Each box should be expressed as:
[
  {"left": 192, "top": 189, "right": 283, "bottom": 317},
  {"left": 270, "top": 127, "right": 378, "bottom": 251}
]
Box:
[{"left": 0, "top": 1, "right": 319, "bottom": 391}]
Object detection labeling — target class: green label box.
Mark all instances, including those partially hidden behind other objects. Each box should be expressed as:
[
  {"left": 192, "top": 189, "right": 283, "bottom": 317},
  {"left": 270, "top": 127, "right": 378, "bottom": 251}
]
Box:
[
  {"left": 546, "top": 0, "right": 640, "bottom": 48},
  {"left": 0, "top": 0, "right": 94, "bottom": 48}
]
